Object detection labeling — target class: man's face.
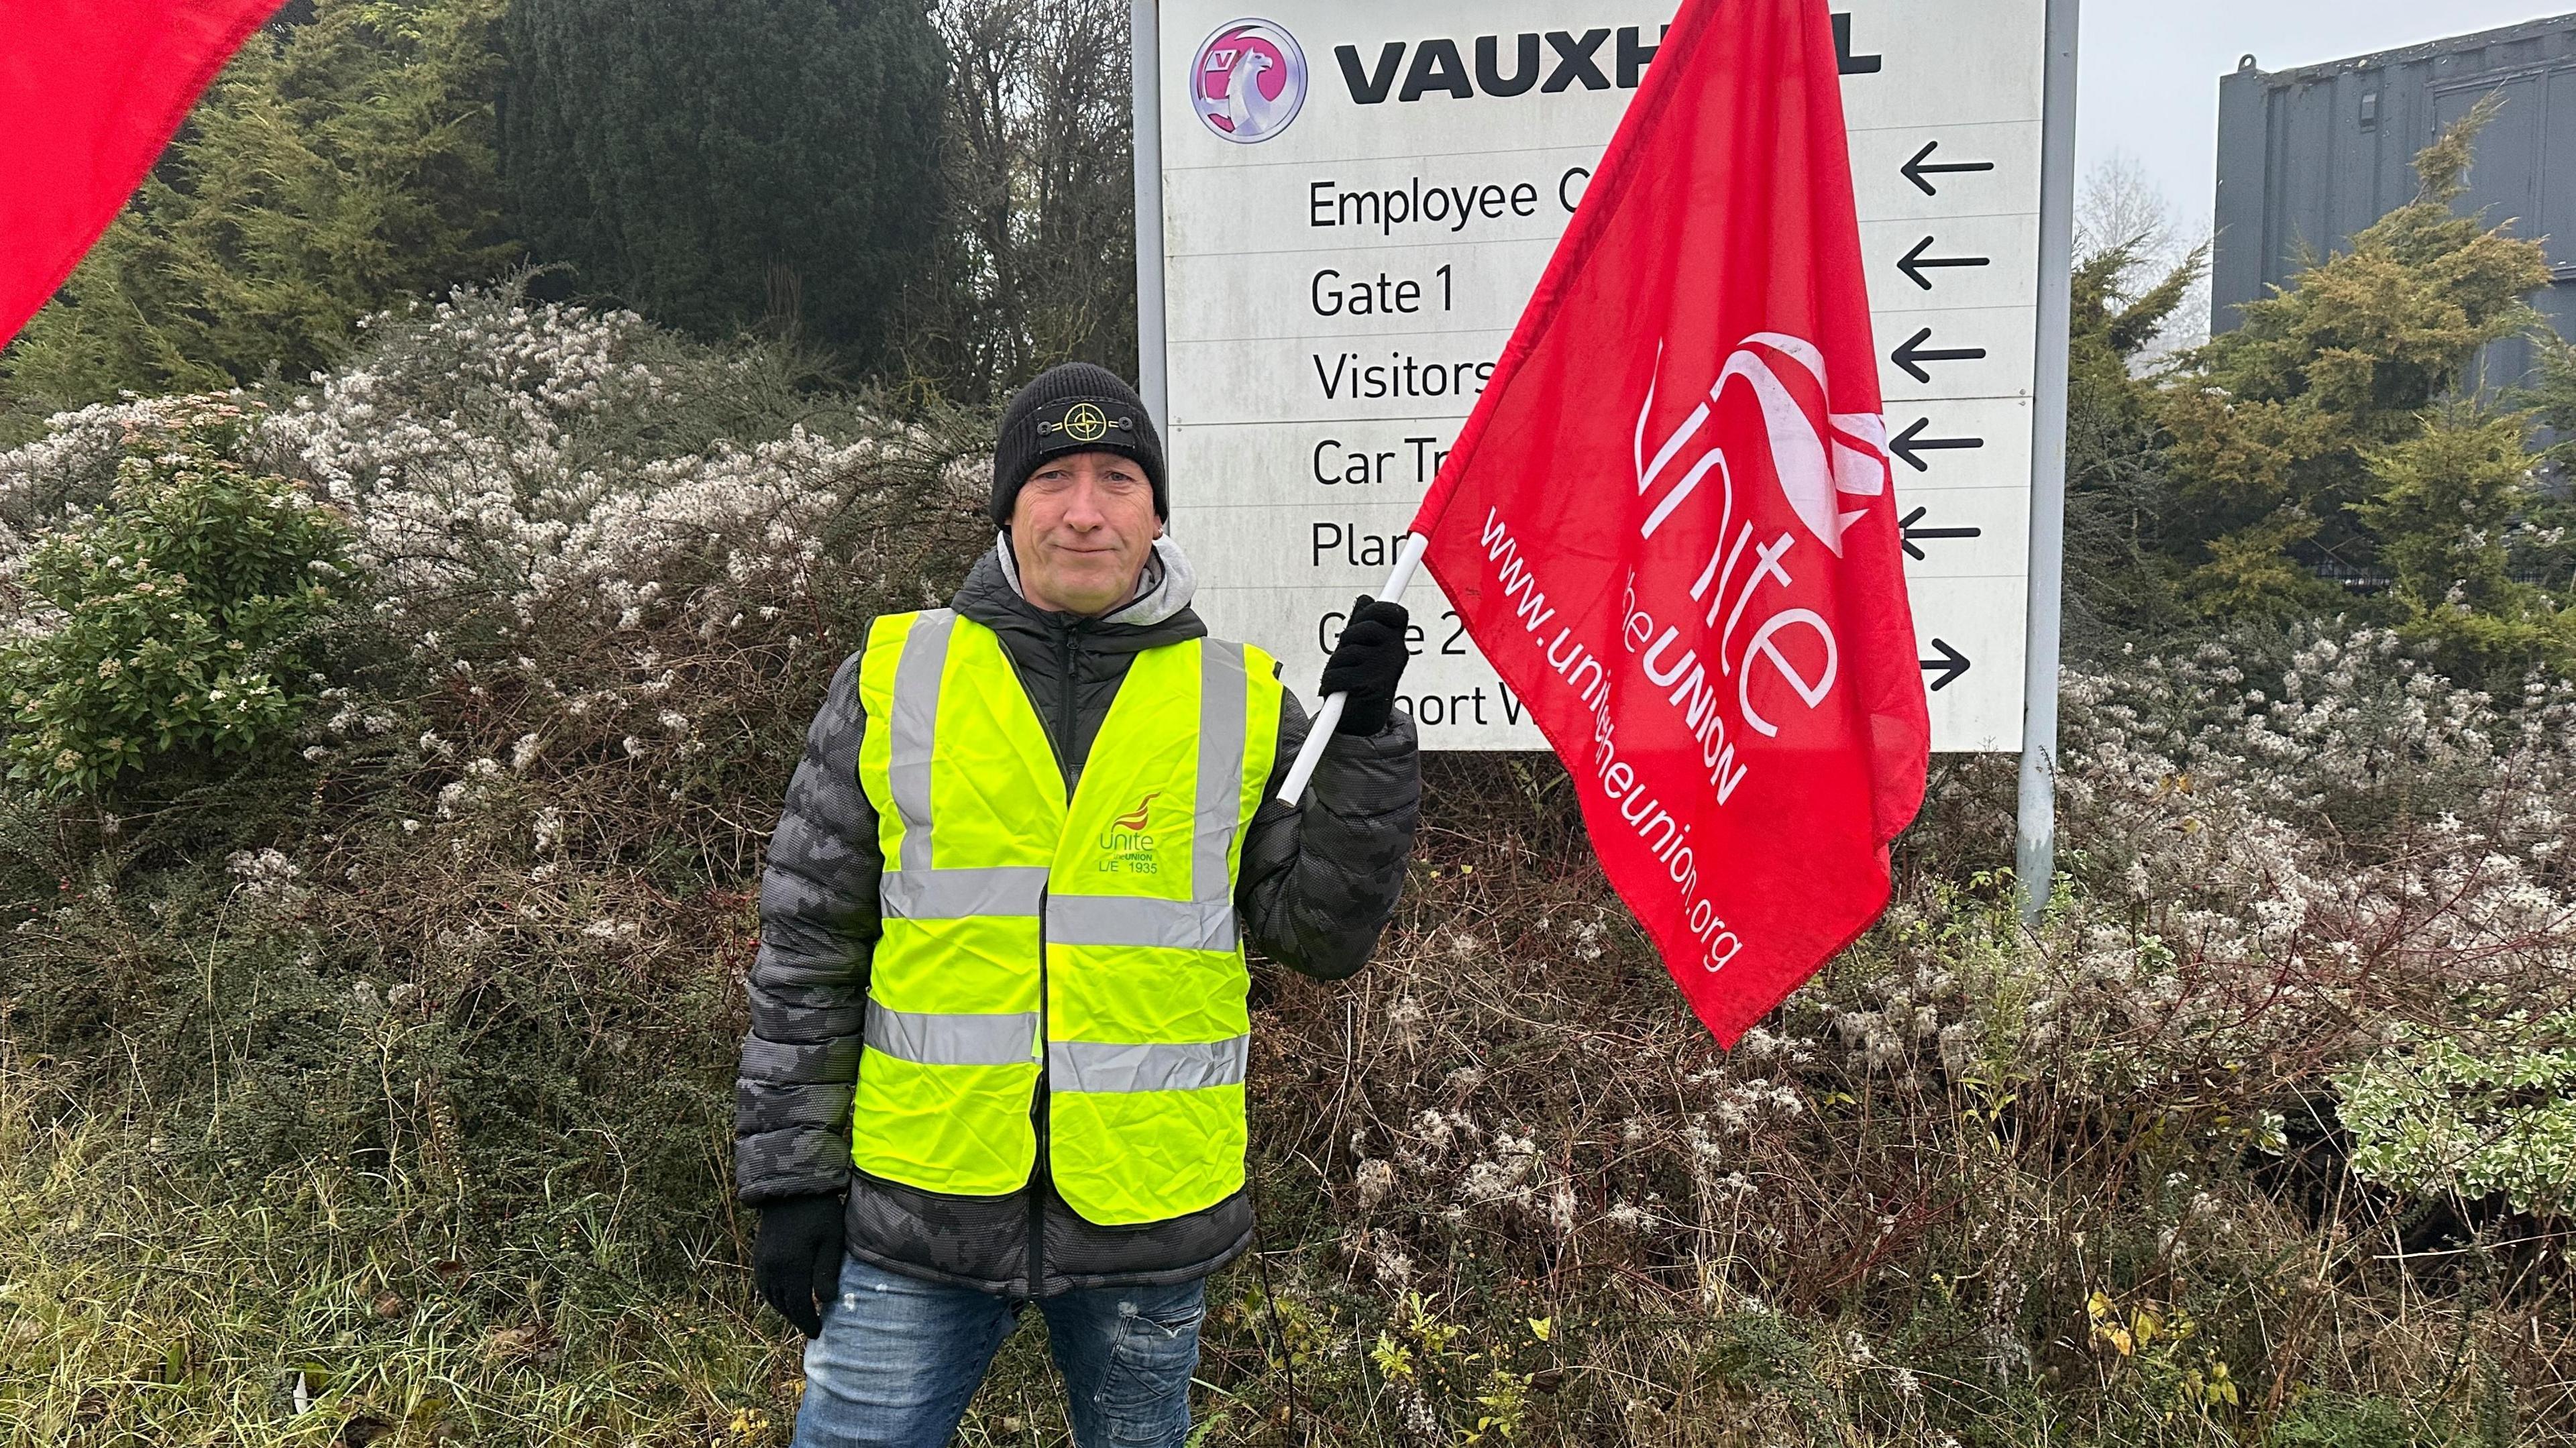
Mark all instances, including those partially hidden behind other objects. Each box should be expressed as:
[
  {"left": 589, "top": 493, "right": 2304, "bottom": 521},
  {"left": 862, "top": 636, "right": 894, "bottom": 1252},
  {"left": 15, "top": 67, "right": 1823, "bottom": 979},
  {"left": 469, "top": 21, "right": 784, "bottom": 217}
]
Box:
[{"left": 1009, "top": 451, "right": 1161, "bottom": 616}]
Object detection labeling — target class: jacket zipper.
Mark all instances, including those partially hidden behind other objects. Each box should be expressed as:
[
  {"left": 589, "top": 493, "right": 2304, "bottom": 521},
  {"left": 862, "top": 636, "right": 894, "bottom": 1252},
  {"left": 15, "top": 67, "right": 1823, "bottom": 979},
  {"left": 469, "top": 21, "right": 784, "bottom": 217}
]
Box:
[
  {"left": 1055, "top": 619, "right": 1081, "bottom": 779},
  {"left": 1030, "top": 619, "right": 1080, "bottom": 1296},
  {"left": 1030, "top": 881, "right": 1050, "bottom": 1296}
]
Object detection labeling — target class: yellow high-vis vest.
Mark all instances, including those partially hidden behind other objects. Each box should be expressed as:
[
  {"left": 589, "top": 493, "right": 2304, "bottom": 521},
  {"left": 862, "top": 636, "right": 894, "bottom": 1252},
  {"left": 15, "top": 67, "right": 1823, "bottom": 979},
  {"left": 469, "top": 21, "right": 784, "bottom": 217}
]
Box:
[{"left": 849, "top": 609, "right": 1282, "bottom": 1225}]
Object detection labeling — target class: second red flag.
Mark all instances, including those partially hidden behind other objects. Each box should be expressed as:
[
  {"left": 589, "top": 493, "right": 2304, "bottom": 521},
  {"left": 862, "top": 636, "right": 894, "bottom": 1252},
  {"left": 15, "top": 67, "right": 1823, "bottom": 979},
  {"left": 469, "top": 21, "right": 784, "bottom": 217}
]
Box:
[{"left": 0, "top": 0, "right": 286, "bottom": 347}]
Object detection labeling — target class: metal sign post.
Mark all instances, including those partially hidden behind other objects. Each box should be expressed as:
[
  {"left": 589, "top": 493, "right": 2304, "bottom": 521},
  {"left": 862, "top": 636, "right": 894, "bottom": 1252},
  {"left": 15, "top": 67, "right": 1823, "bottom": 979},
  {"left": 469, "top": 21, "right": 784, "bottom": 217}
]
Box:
[
  {"left": 2017, "top": 0, "right": 2078, "bottom": 924},
  {"left": 1131, "top": 0, "right": 1171, "bottom": 431}
]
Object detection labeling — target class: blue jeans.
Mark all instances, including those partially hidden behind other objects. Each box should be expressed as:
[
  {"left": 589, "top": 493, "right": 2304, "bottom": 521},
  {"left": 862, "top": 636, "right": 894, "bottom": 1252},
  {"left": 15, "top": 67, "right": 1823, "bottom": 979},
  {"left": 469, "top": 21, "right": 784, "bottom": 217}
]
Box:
[{"left": 790, "top": 1254, "right": 1206, "bottom": 1448}]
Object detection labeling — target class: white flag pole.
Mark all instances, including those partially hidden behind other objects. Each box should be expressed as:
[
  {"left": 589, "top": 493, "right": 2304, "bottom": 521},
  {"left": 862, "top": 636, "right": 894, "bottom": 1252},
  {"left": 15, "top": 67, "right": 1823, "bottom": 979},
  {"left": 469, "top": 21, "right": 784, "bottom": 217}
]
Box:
[{"left": 1277, "top": 532, "right": 1430, "bottom": 804}]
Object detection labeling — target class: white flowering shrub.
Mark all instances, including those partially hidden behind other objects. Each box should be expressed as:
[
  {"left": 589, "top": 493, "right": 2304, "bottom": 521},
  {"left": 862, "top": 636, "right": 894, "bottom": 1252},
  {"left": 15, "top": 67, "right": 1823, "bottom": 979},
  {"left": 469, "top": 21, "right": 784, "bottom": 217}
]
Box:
[
  {"left": 1248, "top": 622, "right": 2576, "bottom": 1438},
  {"left": 266, "top": 287, "right": 861, "bottom": 652},
  {"left": 1, "top": 279, "right": 986, "bottom": 821},
  {"left": 0, "top": 283, "right": 990, "bottom": 1294}
]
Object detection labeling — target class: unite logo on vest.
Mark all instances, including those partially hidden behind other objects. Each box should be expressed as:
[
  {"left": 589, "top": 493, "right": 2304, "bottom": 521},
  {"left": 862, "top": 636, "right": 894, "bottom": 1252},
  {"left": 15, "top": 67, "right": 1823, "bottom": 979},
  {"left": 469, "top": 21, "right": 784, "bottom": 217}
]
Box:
[{"left": 1099, "top": 792, "right": 1161, "bottom": 873}]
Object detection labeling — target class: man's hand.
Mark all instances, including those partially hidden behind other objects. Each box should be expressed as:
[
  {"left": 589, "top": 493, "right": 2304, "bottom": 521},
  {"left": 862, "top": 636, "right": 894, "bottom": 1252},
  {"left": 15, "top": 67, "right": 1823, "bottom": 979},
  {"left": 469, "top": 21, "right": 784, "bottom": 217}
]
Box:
[
  {"left": 1320, "top": 596, "right": 1412, "bottom": 737},
  {"left": 752, "top": 1192, "right": 845, "bottom": 1337}
]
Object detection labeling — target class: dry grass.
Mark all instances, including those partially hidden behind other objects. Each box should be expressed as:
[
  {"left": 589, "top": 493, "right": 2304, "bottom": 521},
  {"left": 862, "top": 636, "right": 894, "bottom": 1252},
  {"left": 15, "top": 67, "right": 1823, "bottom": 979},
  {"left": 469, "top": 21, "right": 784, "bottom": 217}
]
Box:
[
  {"left": 0, "top": 1037, "right": 802, "bottom": 1447},
  {"left": 5, "top": 748, "right": 2572, "bottom": 1446}
]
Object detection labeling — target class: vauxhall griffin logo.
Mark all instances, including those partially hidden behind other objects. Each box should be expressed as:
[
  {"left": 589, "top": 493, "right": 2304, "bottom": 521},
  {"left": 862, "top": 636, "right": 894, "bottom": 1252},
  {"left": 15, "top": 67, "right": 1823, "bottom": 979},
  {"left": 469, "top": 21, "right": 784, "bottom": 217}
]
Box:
[{"left": 1191, "top": 20, "right": 1308, "bottom": 144}]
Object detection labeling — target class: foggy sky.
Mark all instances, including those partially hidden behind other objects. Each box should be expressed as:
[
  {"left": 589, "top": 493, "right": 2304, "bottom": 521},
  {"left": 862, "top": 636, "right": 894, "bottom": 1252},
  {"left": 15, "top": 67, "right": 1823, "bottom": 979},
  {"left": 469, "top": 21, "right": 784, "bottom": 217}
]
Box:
[{"left": 2078, "top": 2, "right": 2570, "bottom": 235}]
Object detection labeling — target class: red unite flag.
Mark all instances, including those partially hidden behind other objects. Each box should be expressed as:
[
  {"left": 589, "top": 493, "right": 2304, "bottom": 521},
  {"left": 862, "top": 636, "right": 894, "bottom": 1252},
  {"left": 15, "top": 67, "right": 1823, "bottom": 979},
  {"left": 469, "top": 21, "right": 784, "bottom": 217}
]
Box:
[
  {"left": 0, "top": 0, "right": 286, "bottom": 346},
  {"left": 1413, "top": 0, "right": 1930, "bottom": 1046}
]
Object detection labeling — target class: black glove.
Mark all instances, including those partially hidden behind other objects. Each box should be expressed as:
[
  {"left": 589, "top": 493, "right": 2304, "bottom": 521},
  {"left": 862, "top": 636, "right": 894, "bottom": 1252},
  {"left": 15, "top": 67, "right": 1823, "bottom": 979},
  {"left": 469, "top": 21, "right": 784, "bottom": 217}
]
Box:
[
  {"left": 1320, "top": 596, "right": 1411, "bottom": 737},
  {"left": 753, "top": 1192, "right": 845, "bottom": 1338}
]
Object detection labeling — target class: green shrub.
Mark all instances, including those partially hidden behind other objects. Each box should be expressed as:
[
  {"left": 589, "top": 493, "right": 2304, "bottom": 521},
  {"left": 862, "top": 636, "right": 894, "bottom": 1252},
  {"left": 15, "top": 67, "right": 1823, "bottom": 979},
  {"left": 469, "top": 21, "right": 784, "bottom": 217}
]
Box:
[
  {"left": 2339, "top": 1009, "right": 2576, "bottom": 1216},
  {"left": 0, "top": 397, "right": 354, "bottom": 793}
]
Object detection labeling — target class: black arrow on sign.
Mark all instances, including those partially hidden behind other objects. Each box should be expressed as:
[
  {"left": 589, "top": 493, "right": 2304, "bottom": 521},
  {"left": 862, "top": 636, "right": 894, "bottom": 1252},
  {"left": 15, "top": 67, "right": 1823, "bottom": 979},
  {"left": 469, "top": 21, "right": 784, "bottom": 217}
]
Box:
[
  {"left": 1899, "top": 506, "right": 1984, "bottom": 561},
  {"left": 1898, "top": 235, "right": 1992, "bottom": 290},
  {"left": 1890, "top": 418, "right": 1986, "bottom": 472},
  {"left": 1902, "top": 140, "right": 1996, "bottom": 197},
  {"left": 1920, "top": 639, "right": 1972, "bottom": 692},
  {"left": 1891, "top": 328, "right": 1988, "bottom": 384}
]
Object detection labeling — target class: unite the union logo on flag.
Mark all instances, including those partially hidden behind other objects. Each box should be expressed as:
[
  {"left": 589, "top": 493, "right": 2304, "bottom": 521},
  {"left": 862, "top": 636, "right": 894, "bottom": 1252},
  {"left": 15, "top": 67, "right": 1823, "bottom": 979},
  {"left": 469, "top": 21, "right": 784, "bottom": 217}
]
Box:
[{"left": 1189, "top": 19, "right": 1307, "bottom": 144}]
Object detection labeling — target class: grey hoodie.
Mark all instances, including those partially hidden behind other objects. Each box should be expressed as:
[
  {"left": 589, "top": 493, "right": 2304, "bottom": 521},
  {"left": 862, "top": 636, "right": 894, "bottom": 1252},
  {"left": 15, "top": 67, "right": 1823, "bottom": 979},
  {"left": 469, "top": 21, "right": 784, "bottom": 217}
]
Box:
[{"left": 732, "top": 539, "right": 1421, "bottom": 1296}]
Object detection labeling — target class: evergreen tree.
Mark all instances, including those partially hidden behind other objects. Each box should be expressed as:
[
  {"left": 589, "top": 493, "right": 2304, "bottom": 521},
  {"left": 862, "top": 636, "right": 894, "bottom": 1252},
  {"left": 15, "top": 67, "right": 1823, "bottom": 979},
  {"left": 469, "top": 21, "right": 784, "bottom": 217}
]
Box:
[
  {"left": 2151, "top": 102, "right": 2569, "bottom": 676},
  {"left": 0, "top": 0, "right": 513, "bottom": 431},
  {"left": 2061, "top": 240, "right": 2202, "bottom": 650},
  {"left": 501, "top": 0, "right": 947, "bottom": 366}
]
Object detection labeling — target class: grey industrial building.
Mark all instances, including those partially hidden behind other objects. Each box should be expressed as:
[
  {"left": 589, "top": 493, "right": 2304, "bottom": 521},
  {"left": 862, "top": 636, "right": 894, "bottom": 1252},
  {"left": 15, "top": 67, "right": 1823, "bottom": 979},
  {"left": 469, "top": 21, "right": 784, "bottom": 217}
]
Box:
[{"left": 2212, "top": 13, "right": 2576, "bottom": 386}]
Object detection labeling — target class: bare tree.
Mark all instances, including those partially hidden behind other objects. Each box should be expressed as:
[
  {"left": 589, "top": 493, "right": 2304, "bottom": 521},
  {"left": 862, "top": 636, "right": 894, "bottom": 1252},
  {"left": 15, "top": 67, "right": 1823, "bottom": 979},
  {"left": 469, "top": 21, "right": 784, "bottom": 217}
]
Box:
[
  {"left": 2076, "top": 151, "right": 2179, "bottom": 264},
  {"left": 892, "top": 0, "right": 1138, "bottom": 403},
  {"left": 2076, "top": 151, "right": 2210, "bottom": 359}
]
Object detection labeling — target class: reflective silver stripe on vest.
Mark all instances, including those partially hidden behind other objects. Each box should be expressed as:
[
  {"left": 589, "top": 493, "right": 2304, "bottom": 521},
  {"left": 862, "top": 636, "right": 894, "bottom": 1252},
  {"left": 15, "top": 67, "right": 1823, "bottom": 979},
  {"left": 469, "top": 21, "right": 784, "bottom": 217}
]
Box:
[
  {"left": 865, "top": 999, "right": 1039, "bottom": 1066},
  {"left": 1048, "top": 1036, "right": 1249, "bottom": 1093},
  {"left": 880, "top": 866, "right": 1047, "bottom": 921},
  {"left": 888, "top": 610, "right": 957, "bottom": 875},
  {"left": 1192, "top": 641, "right": 1249, "bottom": 911},
  {"left": 1046, "top": 893, "right": 1237, "bottom": 953}
]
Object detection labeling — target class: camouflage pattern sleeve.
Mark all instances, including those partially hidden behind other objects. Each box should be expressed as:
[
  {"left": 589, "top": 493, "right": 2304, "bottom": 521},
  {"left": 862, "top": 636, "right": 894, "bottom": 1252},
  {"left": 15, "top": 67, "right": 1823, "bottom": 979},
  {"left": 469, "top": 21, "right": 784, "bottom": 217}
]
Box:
[
  {"left": 1237, "top": 685, "right": 1422, "bottom": 982},
  {"left": 733, "top": 649, "right": 881, "bottom": 1204}
]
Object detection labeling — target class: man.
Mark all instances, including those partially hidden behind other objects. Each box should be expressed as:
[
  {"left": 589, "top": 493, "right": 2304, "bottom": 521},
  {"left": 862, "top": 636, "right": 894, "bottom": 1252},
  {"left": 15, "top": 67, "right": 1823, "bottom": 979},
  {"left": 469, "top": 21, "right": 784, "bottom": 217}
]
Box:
[{"left": 733, "top": 361, "right": 1420, "bottom": 1447}]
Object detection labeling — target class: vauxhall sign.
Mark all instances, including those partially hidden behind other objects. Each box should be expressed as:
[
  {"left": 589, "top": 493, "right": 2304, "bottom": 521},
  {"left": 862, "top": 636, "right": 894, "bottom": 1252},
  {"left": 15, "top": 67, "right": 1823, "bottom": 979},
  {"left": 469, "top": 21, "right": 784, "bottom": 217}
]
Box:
[
  {"left": 1333, "top": 28, "right": 1671, "bottom": 98},
  {"left": 1136, "top": 0, "right": 2072, "bottom": 757},
  {"left": 1234, "top": 16, "right": 1886, "bottom": 118}
]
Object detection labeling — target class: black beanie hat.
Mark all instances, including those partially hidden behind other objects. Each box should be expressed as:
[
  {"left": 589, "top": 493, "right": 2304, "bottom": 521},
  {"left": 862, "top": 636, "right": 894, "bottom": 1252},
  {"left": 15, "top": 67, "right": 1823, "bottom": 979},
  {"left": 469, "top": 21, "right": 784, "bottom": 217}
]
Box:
[{"left": 990, "top": 362, "right": 1167, "bottom": 528}]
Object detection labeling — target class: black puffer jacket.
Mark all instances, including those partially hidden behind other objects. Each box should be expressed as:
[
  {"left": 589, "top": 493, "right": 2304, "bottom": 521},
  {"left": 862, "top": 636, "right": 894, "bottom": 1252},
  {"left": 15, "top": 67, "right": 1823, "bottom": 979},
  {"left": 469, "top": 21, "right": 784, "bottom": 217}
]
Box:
[{"left": 732, "top": 540, "right": 1420, "bottom": 1297}]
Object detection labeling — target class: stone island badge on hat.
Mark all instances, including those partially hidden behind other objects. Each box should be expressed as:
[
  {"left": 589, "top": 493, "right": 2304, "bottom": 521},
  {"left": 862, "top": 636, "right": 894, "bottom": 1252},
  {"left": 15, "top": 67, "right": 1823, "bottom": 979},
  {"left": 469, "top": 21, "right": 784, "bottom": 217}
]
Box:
[{"left": 1036, "top": 400, "right": 1135, "bottom": 449}]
